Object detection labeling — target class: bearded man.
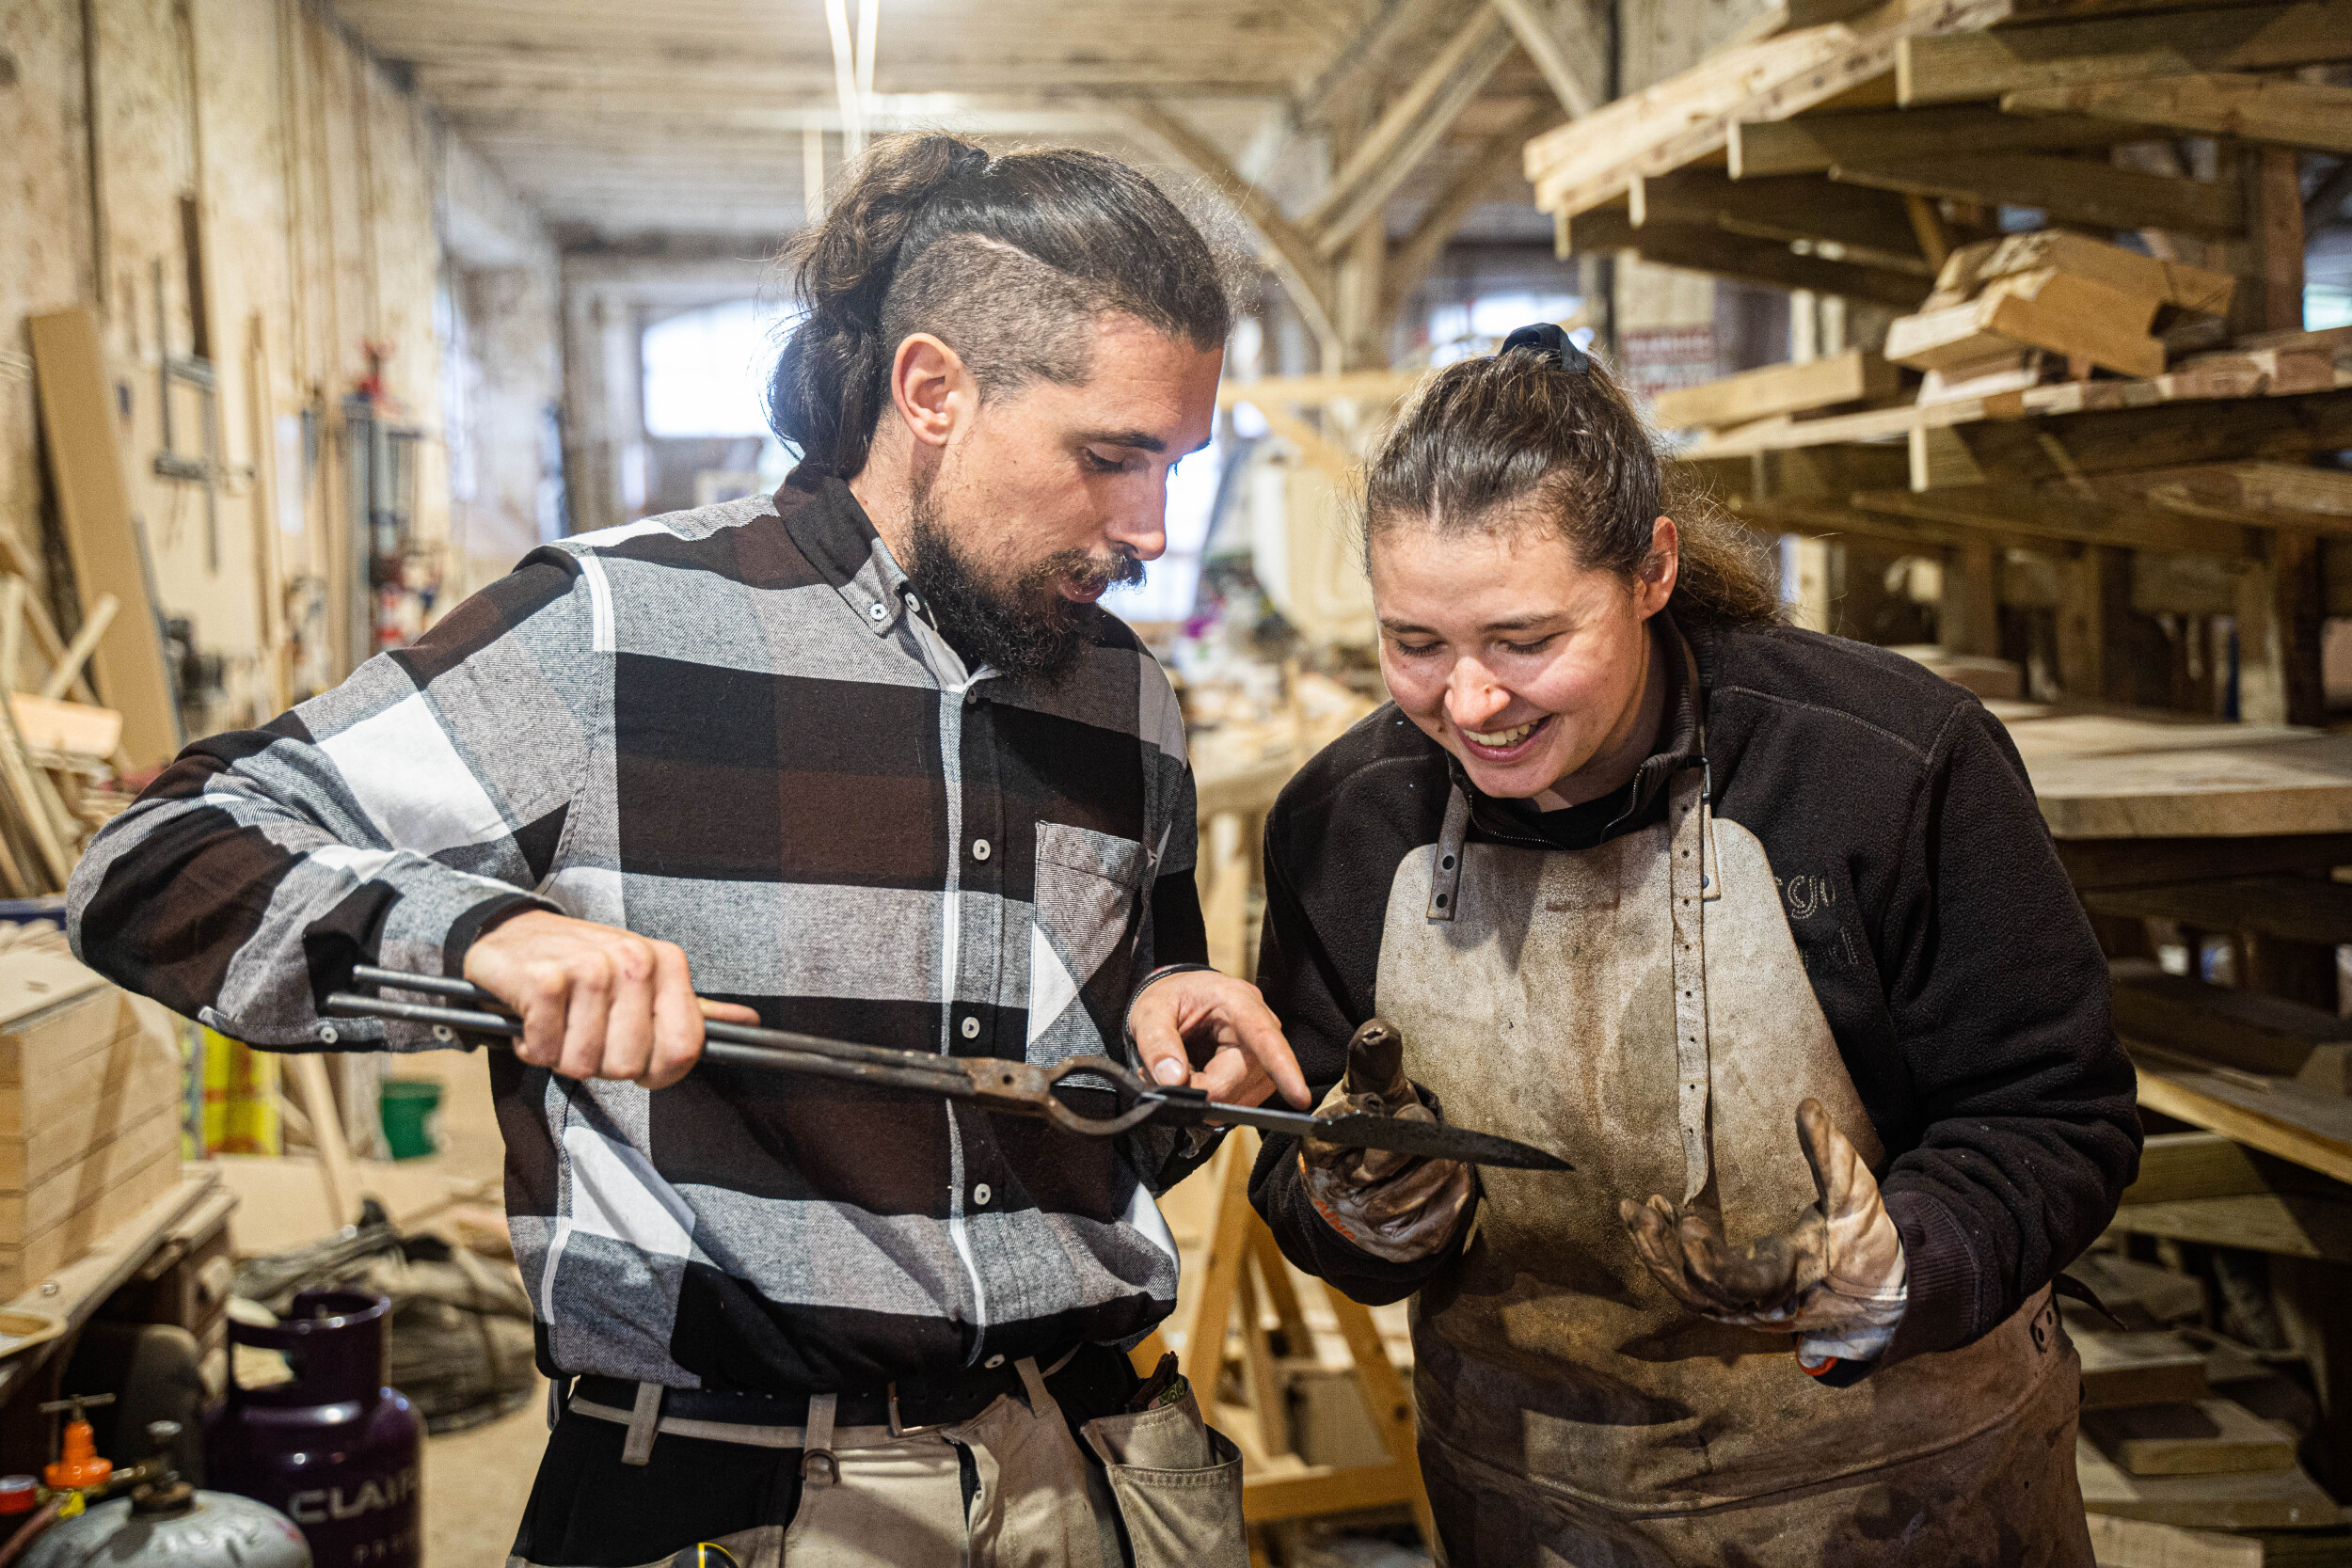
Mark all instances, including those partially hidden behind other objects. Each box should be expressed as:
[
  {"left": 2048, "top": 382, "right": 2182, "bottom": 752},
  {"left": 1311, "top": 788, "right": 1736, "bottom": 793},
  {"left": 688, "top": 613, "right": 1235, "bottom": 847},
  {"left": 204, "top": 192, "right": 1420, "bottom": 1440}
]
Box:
[{"left": 67, "top": 135, "right": 1301, "bottom": 1568}]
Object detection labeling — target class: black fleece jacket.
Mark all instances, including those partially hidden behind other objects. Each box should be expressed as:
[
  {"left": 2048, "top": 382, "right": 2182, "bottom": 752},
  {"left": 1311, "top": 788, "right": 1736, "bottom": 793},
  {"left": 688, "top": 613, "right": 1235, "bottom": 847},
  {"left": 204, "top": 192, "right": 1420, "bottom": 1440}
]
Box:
[{"left": 1247, "top": 615, "right": 2141, "bottom": 1366}]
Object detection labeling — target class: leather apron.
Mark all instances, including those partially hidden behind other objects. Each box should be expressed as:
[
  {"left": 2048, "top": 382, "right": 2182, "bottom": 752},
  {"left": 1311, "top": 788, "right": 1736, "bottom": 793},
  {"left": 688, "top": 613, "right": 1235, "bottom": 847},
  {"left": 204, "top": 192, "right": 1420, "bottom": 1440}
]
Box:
[{"left": 1377, "top": 764, "right": 2090, "bottom": 1567}]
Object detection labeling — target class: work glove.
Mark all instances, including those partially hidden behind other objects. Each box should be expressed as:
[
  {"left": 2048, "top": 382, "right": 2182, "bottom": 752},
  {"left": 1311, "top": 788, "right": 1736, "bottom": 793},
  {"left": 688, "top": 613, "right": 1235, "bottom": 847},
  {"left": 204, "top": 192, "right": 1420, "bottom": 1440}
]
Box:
[
  {"left": 1618, "top": 1098, "right": 1907, "bottom": 1367},
  {"left": 1298, "top": 1018, "right": 1476, "bottom": 1263}
]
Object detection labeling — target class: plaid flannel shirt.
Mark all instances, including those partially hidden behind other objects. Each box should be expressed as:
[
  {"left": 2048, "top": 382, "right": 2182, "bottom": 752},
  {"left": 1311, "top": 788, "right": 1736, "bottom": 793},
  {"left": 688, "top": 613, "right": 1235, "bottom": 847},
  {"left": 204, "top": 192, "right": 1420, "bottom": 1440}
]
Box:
[{"left": 68, "top": 472, "right": 1214, "bottom": 1391}]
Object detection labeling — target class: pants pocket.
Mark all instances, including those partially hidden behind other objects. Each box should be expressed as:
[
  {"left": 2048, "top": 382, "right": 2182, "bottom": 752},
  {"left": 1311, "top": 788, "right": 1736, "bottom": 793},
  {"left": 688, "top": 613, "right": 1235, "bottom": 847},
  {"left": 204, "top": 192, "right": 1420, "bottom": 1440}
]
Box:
[
  {"left": 1081, "top": 1382, "right": 1248, "bottom": 1568},
  {"left": 508, "top": 1524, "right": 784, "bottom": 1568}
]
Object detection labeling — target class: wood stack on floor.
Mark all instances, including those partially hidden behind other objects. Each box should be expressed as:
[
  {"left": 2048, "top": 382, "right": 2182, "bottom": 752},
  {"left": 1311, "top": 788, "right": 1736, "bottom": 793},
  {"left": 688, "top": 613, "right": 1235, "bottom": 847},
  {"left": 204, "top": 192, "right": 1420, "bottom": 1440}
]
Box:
[{"left": 0, "top": 936, "right": 185, "bottom": 1298}]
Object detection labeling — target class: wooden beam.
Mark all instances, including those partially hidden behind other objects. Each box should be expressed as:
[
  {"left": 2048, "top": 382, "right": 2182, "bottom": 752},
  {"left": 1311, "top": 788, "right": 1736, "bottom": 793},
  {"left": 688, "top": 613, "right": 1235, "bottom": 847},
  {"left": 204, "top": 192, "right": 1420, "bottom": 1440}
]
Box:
[
  {"left": 1296, "top": 0, "right": 1453, "bottom": 123},
  {"left": 1492, "top": 0, "right": 1604, "bottom": 117},
  {"left": 1305, "top": 5, "right": 1517, "bottom": 256},
  {"left": 1651, "top": 349, "right": 1899, "bottom": 430},
  {"left": 2120, "top": 1132, "right": 2274, "bottom": 1207},
  {"left": 2250, "top": 145, "right": 2307, "bottom": 333},
  {"left": 1916, "top": 389, "right": 2352, "bottom": 492},
  {"left": 2090, "top": 876, "right": 2352, "bottom": 950},
  {"left": 1730, "top": 105, "right": 2130, "bottom": 177},
  {"left": 1831, "top": 154, "right": 2246, "bottom": 236},
  {"left": 1897, "top": 0, "right": 2352, "bottom": 107},
  {"left": 1123, "top": 100, "right": 1339, "bottom": 360},
  {"left": 2004, "top": 72, "right": 2352, "bottom": 155},
  {"left": 1886, "top": 268, "right": 2165, "bottom": 377},
  {"left": 1854, "top": 483, "right": 2254, "bottom": 555},
  {"left": 1217, "top": 371, "right": 1424, "bottom": 408},
  {"left": 1969, "top": 229, "right": 2236, "bottom": 315},
  {"left": 1387, "top": 103, "right": 1559, "bottom": 313},
  {"left": 1623, "top": 222, "right": 1933, "bottom": 308},
  {"left": 1630, "top": 168, "right": 1929, "bottom": 265}
]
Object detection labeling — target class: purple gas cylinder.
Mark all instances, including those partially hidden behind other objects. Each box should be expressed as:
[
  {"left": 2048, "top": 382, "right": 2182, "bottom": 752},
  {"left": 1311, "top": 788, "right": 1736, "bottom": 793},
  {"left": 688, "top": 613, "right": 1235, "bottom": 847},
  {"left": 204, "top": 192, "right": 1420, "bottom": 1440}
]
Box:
[{"left": 204, "top": 1291, "right": 421, "bottom": 1568}]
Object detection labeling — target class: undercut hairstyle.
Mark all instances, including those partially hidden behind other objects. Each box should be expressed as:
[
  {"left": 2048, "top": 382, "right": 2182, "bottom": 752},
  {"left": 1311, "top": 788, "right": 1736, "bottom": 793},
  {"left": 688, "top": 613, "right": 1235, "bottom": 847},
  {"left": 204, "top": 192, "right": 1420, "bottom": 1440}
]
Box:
[
  {"left": 769, "top": 134, "right": 1236, "bottom": 478},
  {"left": 1362, "top": 344, "right": 1784, "bottom": 627}
]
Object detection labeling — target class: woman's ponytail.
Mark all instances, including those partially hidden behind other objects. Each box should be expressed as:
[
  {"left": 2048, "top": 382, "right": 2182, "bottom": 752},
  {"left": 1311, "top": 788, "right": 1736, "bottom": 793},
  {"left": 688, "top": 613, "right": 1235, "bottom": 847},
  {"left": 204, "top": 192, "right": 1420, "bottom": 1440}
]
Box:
[{"left": 768, "top": 136, "right": 990, "bottom": 477}]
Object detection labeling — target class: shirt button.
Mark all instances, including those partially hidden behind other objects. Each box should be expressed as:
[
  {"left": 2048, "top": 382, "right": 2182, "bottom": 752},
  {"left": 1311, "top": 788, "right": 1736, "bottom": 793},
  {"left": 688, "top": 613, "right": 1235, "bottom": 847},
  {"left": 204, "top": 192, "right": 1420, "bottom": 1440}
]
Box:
[
  {"left": 984, "top": 1354, "right": 1005, "bottom": 1369},
  {"left": 973, "top": 1183, "right": 992, "bottom": 1207},
  {"left": 972, "top": 838, "right": 991, "bottom": 862},
  {"left": 961, "top": 1016, "right": 980, "bottom": 1039},
  {"left": 866, "top": 602, "right": 887, "bottom": 623}
]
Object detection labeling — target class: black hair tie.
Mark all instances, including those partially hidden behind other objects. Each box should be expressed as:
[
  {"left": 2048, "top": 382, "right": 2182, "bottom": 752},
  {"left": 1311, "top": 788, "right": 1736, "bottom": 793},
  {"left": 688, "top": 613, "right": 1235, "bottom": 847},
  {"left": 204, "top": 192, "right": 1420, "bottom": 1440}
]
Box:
[{"left": 1500, "top": 322, "right": 1590, "bottom": 374}]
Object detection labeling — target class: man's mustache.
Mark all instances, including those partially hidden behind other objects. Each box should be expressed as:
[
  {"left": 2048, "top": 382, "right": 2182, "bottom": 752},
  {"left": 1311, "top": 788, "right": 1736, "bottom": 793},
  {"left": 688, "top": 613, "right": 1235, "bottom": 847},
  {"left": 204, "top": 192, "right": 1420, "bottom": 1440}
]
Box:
[{"left": 1058, "top": 549, "right": 1147, "bottom": 594}]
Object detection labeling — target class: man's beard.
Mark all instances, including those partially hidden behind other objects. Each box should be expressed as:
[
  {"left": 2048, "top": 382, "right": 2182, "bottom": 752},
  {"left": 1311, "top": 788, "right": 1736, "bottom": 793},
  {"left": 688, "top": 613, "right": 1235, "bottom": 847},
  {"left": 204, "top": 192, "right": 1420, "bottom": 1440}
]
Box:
[{"left": 902, "top": 490, "right": 1144, "bottom": 684}]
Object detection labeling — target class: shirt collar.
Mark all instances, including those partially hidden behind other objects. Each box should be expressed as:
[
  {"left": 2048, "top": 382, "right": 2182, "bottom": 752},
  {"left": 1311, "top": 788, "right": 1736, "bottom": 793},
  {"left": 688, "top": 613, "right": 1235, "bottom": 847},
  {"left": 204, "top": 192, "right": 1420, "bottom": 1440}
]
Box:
[
  {"left": 1452, "top": 607, "right": 1707, "bottom": 847},
  {"left": 772, "top": 466, "right": 924, "bottom": 638}
]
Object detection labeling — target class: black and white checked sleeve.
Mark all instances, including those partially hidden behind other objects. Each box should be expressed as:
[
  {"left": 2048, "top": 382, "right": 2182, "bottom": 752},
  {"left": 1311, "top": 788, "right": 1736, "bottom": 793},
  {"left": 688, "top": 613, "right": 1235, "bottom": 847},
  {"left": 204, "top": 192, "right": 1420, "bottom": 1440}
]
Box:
[{"left": 68, "top": 553, "right": 596, "bottom": 1050}]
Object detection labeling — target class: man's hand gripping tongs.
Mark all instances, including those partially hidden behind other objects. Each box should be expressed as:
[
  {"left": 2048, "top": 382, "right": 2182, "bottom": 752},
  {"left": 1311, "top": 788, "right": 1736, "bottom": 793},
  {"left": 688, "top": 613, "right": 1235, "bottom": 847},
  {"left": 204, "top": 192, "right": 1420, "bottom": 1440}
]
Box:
[{"left": 327, "top": 966, "right": 1575, "bottom": 1172}]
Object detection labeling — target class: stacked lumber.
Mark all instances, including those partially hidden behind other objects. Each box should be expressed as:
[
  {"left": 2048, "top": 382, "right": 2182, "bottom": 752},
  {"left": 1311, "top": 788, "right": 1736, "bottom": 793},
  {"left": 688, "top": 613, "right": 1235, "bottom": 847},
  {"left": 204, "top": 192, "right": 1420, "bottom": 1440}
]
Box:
[
  {"left": 0, "top": 940, "right": 184, "bottom": 1296},
  {"left": 1887, "top": 232, "right": 2234, "bottom": 384}
]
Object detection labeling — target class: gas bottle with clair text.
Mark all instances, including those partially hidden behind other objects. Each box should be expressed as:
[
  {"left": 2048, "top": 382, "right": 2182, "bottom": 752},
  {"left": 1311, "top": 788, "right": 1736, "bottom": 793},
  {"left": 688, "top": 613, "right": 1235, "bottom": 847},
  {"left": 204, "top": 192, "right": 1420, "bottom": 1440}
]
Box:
[{"left": 204, "top": 1291, "right": 421, "bottom": 1568}]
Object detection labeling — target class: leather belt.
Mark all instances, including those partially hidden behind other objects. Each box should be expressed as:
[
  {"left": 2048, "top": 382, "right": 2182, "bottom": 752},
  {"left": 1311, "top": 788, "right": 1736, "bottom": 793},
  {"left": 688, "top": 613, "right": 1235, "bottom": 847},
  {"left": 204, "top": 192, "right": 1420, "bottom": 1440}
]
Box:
[{"left": 567, "top": 1345, "right": 1082, "bottom": 1446}]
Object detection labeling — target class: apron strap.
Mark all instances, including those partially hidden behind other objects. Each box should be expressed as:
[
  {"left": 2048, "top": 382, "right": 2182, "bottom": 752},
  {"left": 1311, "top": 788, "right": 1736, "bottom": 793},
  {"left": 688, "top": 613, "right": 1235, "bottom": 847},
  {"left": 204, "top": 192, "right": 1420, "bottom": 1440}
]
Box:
[
  {"left": 620, "top": 1380, "right": 665, "bottom": 1466},
  {"left": 1669, "top": 766, "right": 1712, "bottom": 1205},
  {"left": 1426, "top": 786, "right": 1473, "bottom": 922}
]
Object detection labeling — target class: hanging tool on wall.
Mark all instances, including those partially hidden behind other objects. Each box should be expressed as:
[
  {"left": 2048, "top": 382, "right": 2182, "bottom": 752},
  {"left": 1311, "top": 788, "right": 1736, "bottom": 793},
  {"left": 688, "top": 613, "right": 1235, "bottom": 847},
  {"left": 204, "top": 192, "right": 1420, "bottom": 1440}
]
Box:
[{"left": 326, "top": 966, "right": 1574, "bottom": 1172}]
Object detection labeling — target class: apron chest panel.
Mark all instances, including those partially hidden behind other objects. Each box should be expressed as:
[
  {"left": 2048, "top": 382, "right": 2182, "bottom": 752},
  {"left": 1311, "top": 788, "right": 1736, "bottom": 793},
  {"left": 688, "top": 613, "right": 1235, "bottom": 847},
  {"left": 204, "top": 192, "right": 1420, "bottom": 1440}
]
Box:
[{"left": 1371, "top": 772, "right": 2067, "bottom": 1516}]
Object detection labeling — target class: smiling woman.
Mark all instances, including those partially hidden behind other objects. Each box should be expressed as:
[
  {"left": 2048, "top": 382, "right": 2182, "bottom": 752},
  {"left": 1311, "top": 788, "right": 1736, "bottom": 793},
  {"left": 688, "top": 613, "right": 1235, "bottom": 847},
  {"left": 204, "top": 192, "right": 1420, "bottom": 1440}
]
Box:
[{"left": 1247, "top": 325, "right": 2139, "bottom": 1565}]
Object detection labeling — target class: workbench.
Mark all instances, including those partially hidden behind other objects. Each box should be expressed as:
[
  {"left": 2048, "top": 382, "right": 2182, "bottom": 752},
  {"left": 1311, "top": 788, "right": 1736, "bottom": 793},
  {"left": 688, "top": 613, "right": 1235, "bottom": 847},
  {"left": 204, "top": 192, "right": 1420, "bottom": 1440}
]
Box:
[{"left": 0, "top": 1167, "right": 227, "bottom": 1473}]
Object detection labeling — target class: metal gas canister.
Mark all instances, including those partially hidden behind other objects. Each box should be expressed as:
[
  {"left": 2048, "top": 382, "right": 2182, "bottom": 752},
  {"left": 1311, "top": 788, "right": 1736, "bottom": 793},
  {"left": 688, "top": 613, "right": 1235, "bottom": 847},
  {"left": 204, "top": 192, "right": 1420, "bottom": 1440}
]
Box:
[
  {"left": 24, "top": 1421, "right": 311, "bottom": 1568},
  {"left": 204, "top": 1291, "right": 421, "bottom": 1568}
]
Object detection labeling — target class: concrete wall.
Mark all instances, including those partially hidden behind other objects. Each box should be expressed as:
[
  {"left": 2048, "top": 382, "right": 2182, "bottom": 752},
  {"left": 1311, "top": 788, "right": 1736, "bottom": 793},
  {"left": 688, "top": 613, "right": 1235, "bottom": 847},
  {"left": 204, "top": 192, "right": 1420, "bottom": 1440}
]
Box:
[{"left": 0, "top": 0, "right": 559, "bottom": 727}]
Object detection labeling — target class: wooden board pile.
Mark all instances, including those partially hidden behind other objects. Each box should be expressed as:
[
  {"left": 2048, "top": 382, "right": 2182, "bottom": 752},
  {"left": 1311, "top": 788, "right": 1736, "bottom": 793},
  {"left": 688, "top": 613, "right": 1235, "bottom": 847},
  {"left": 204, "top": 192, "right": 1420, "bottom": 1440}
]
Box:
[{"left": 0, "top": 933, "right": 184, "bottom": 1296}]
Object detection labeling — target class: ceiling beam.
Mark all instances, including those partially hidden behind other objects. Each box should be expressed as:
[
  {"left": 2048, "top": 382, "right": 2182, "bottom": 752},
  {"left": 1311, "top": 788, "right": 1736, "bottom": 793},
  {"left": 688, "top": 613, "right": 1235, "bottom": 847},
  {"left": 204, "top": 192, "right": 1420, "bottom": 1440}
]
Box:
[
  {"left": 1386, "top": 102, "right": 1559, "bottom": 312},
  {"left": 1492, "top": 0, "right": 1605, "bottom": 117},
  {"left": 1123, "top": 99, "right": 1342, "bottom": 364},
  {"left": 1302, "top": 4, "right": 1518, "bottom": 256}
]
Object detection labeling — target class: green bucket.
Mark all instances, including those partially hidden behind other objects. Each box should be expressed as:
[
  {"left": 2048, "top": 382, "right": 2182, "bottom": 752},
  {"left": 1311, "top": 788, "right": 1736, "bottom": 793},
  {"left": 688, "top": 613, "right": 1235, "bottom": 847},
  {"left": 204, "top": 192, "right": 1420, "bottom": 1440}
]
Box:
[{"left": 379, "top": 1078, "right": 443, "bottom": 1161}]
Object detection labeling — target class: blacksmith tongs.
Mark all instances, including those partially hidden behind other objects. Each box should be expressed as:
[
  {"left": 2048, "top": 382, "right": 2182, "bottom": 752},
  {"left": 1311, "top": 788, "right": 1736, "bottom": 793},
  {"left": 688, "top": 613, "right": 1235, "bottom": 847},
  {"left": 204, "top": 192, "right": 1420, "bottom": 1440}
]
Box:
[{"left": 326, "top": 965, "right": 1572, "bottom": 1172}]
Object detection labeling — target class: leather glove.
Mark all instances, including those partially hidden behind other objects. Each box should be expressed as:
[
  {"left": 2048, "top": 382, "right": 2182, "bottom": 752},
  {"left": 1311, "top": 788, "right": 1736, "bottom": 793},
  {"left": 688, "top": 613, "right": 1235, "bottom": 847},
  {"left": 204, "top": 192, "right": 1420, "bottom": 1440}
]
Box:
[
  {"left": 1618, "top": 1098, "right": 1907, "bottom": 1366},
  {"left": 1298, "top": 1018, "right": 1476, "bottom": 1263}
]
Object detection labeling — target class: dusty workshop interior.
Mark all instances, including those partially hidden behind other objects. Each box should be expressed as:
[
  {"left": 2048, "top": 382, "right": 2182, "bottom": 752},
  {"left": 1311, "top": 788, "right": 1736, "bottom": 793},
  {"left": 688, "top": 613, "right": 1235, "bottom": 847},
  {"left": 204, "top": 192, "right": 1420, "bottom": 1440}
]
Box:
[{"left": 3, "top": 0, "right": 2352, "bottom": 1562}]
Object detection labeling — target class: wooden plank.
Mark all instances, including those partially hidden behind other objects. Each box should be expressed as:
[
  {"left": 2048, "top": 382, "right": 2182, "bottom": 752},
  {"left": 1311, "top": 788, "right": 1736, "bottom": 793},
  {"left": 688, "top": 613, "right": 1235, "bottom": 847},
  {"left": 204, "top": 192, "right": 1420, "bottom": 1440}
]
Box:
[
  {"left": 2137, "top": 1063, "right": 2352, "bottom": 1186},
  {"left": 1730, "top": 104, "right": 2131, "bottom": 177},
  {"left": 1527, "top": 0, "right": 2017, "bottom": 217},
  {"left": 1651, "top": 350, "right": 1898, "bottom": 430},
  {"left": 2088, "top": 877, "right": 2352, "bottom": 949},
  {"left": 2009, "top": 721, "right": 2352, "bottom": 839},
  {"left": 2078, "top": 1329, "right": 2214, "bottom": 1409},
  {"left": 2108, "top": 1190, "right": 2352, "bottom": 1261},
  {"left": 2072, "top": 1245, "right": 2211, "bottom": 1323},
  {"left": 2076, "top": 1435, "right": 2341, "bottom": 1528},
  {"left": 2058, "top": 832, "right": 2352, "bottom": 889},
  {"left": 2004, "top": 72, "right": 2352, "bottom": 155},
  {"left": 1852, "top": 483, "right": 2249, "bottom": 557},
  {"left": 0, "top": 1109, "right": 177, "bottom": 1243},
  {"left": 1922, "top": 389, "right": 2352, "bottom": 492},
  {"left": 1833, "top": 155, "right": 2245, "bottom": 237},
  {"left": 1629, "top": 168, "right": 1928, "bottom": 261},
  {"left": 1243, "top": 1458, "right": 1419, "bottom": 1522},
  {"left": 2112, "top": 964, "right": 2352, "bottom": 1077},
  {"left": 1971, "top": 229, "right": 2236, "bottom": 315},
  {"left": 1898, "top": 0, "right": 2352, "bottom": 106},
  {"left": 1623, "top": 222, "right": 1932, "bottom": 308},
  {"left": 2122, "top": 1132, "right": 2272, "bottom": 1207},
  {"left": 1887, "top": 267, "right": 2164, "bottom": 376},
  {"left": 8, "top": 696, "right": 122, "bottom": 758},
  {"left": 40, "top": 594, "right": 119, "bottom": 705},
  {"left": 24, "top": 309, "right": 182, "bottom": 768},
  {"left": 2084, "top": 1400, "right": 2299, "bottom": 1476},
  {"left": 2083, "top": 1513, "right": 2262, "bottom": 1568}
]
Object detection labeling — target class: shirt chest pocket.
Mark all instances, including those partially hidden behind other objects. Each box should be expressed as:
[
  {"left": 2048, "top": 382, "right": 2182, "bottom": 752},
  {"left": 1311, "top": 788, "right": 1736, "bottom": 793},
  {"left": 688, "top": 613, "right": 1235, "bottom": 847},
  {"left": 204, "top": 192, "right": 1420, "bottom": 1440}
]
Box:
[{"left": 1026, "top": 821, "right": 1149, "bottom": 1061}]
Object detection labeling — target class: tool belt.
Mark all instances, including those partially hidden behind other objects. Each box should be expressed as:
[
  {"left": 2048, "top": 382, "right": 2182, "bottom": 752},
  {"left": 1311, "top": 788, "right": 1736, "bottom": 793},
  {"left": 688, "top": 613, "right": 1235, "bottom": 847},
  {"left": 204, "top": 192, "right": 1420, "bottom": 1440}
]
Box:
[{"left": 561, "top": 1347, "right": 1087, "bottom": 1464}]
